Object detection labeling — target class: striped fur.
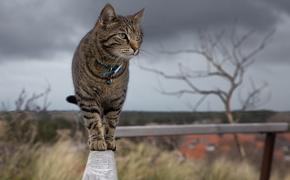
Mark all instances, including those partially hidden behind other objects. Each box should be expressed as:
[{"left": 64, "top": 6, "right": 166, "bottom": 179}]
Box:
[{"left": 69, "top": 4, "right": 144, "bottom": 151}]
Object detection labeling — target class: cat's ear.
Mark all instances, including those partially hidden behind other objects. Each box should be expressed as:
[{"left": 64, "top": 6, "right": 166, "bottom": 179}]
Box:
[
  {"left": 132, "top": 8, "right": 144, "bottom": 23},
  {"left": 99, "top": 3, "right": 116, "bottom": 25}
]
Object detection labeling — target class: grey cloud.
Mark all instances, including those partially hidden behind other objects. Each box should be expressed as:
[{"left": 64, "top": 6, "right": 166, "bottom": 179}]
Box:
[
  {"left": 140, "top": 0, "right": 278, "bottom": 38},
  {"left": 0, "top": 0, "right": 79, "bottom": 60},
  {"left": 264, "top": 0, "right": 290, "bottom": 14},
  {"left": 0, "top": 0, "right": 289, "bottom": 61}
]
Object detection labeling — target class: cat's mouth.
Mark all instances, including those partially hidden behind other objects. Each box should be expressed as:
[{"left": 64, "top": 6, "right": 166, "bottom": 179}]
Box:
[
  {"left": 133, "top": 49, "right": 139, "bottom": 56},
  {"left": 114, "top": 48, "right": 139, "bottom": 59}
]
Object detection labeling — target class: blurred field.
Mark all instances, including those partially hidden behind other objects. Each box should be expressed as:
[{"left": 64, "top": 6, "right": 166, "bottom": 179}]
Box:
[
  {"left": 0, "top": 138, "right": 289, "bottom": 180},
  {"left": 0, "top": 111, "right": 289, "bottom": 180},
  {"left": 5, "top": 110, "right": 288, "bottom": 125}
]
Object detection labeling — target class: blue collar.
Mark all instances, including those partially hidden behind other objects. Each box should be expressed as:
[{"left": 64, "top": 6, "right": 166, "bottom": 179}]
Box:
[{"left": 95, "top": 59, "right": 124, "bottom": 85}]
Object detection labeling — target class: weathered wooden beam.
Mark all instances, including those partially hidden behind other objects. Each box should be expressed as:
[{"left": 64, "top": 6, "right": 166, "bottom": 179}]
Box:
[{"left": 116, "top": 123, "right": 288, "bottom": 137}]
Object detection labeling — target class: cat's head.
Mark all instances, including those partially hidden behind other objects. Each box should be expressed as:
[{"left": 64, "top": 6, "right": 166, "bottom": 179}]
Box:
[{"left": 94, "top": 4, "right": 144, "bottom": 60}]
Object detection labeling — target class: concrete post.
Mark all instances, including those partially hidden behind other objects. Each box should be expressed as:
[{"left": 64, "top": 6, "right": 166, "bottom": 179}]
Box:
[{"left": 82, "top": 151, "right": 118, "bottom": 180}]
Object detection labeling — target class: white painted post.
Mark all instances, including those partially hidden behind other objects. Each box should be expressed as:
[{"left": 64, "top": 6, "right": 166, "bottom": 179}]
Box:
[{"left": 82, "top": 151, "right": 118, "bottom": 180}]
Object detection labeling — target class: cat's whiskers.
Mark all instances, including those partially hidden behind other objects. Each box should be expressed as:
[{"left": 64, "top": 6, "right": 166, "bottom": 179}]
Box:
[{"left": 139, "top": 49, "right": 156, "bottom": 58}]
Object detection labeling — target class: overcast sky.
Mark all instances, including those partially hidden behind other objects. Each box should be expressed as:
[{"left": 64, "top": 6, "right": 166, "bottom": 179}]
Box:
[{"left": 0, "top": 0, "right": 289, "bottom": 111}]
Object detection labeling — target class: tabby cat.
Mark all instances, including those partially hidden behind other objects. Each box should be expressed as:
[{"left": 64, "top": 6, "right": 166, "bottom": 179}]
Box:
[{"left": 66, "top": 4, "right": 144, "bottom": 151}]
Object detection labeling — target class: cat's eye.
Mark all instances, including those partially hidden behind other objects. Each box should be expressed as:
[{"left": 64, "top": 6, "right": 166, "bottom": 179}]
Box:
[
  {"left": 136, "top": 36, "right": 141, "bottom": 41},
  {"left": 118, "top": 33, "right": 127, "bottom": 39}
]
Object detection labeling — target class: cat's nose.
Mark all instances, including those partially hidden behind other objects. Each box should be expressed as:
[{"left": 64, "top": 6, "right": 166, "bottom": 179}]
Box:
[{"left": 129, "top": 40, "right": 139, "bottom": 55}]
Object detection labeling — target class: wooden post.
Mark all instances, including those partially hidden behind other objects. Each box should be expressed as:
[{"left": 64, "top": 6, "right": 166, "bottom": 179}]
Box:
[
  {"left": 82, "top": 151, "right": 118, "bottom": 180},
  {"left": 260, "top": 133, "right": 276, "bottom": 180}
]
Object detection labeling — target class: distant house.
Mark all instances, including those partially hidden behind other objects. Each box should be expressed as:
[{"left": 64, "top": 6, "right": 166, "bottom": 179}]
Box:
[{"left": 179, "top": 133, "right": 290, "bottom": 161}]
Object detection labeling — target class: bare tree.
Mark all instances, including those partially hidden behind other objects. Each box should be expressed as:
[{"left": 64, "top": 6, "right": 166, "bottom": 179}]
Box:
[
  {"left": 14, "top": 85, "right": 51, "bottom": 112},
  {"left": 141, "top": 27, "right": 274, "bottom": 158}
]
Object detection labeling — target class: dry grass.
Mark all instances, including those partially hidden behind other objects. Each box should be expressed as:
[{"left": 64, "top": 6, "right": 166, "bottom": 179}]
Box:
[
  {"left": 200, "top": 158, "right": 258, "bottom": 180},
  {"left": 116, "top": 141, "right": 197, "bottom": 180},
  {"left": 33, "top": 140, "right": 86, "bottom": 180},
  {"left": 0, "top": 140, "right": 86, "bottom": 180},
  {"left": 0, "top": 120, "right": 7, "bottom": 138},
  {"left": 0, "top": 137, "right": 289, "bottom": 180},
  {"left": 0, "top": 144, "right": 37, "bottom": 180},
  {"left": 115, "top": 140, "right": 285, "bottom": 180}
]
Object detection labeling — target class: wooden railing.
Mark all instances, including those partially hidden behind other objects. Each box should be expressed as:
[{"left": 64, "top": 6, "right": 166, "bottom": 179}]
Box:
[
  {"left": 116, "top": 123, "right": 288, "bottom": 137},
  {"left": 82, "top": 123, "right": 289, "bottom": 180}
]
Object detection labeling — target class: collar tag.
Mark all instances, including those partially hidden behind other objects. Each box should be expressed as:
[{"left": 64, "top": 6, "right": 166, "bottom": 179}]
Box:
[
  {"left": 102, "top": 64, "right": 122, "bottom": 78},
  {"left": 95, "top": 58, "right": 124, "bottom": 85},
  {"left": 106, "top": 79, "right": 113, "bottom": 85}
]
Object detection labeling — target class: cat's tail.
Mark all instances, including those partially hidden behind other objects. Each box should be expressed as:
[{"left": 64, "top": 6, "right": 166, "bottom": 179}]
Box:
[{"left": 66, "top": 95, "right": 78, "bottom": 105}]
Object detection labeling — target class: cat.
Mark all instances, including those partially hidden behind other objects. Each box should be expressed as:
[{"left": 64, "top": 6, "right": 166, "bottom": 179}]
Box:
[{"left": 66, "top": 3, "right": 144, "bottom": 151}]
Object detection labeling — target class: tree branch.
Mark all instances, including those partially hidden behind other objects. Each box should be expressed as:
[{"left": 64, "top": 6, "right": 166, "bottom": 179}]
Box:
[{"left": 239, "top": 81, "right": 268, "bottom": 111}]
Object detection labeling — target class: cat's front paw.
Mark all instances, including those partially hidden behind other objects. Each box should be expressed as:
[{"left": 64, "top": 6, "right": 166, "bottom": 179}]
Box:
[
  {"left": 88, "top": 139, "right": 107, "bottom": 151},
  {"left": 106, "top": 139, "right": 116, "bottom": 151}
]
